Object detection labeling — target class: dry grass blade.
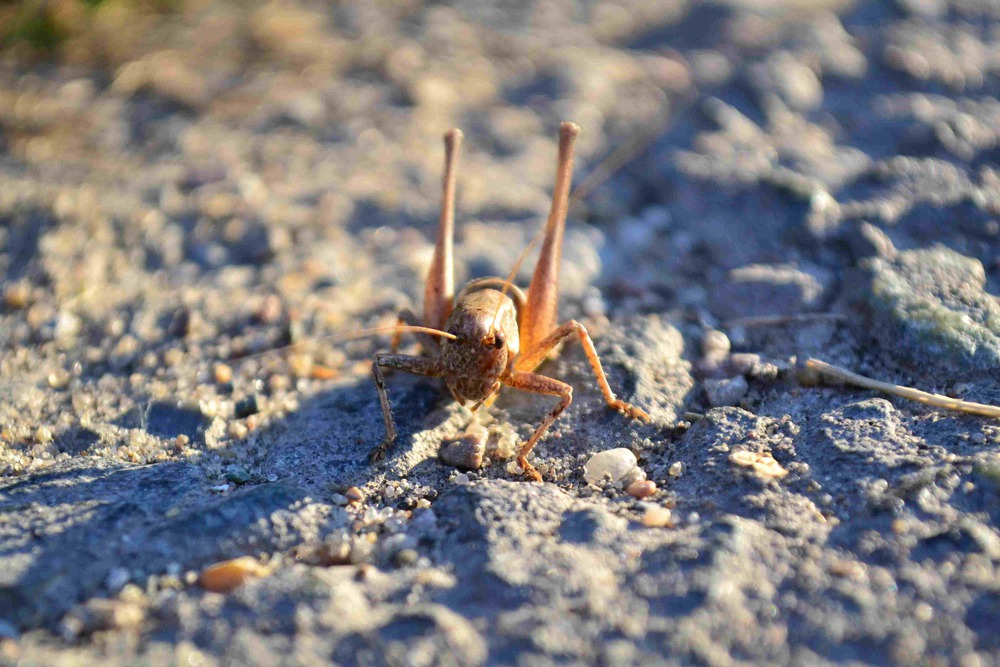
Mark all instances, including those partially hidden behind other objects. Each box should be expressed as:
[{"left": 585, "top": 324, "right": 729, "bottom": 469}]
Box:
[{"left": 804, "top": 358, "right": 1000, "bottom": 419}]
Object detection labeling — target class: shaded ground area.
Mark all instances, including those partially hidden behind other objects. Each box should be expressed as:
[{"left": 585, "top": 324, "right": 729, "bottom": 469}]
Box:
[{"left": 2, "top": 0, "right": 1000, "bottom": 664}]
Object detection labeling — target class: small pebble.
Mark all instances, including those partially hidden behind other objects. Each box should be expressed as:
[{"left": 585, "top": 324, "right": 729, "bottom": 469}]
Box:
[
  {"left": 287, "top": 353, "right": 313, "bottom": 378},
  {"left": 61, "top": 598, "right": 146, "bottom": 637},
  {"left": 225, "top": 467, "right": 251, "bottom": 484},
  {"left": 254, "top": 294, "right": 284, "bottom": 324},
  {"left": 48, "top": 370, "right": 70, "bottom": 389},
  {"left": 345, "top": 487, "right": 364, "bottom": 503},
  {"left": 439, "top": 432, "right": 486, "bottom": 470},
  {"left": 34, "top": 426, "right": 53, "bottom": 444},
  {"left": 972, "top": 432, "right": 986, "bottom": 444},
  {"left": 3, "top": 283, "right": 30, "bottom": 309},
  {"left": 584, "top": 448, "right": 640, "bottom": 485},
  {"left": 54, "top": 311, "right": 81, "bottom": 341},
  {"left": 704, "top": 376, "right": 749, "bottom": 407},
  {"left": 213, "top": 363, "right": 233, "bottom": 385},
  {"left": 729, "top": 450, "right": 788, "bottom": 478},
  {"left": 198, "top": 557, "right": 269, "bottom": 593},
  {"left": 627, "top": 480, "right": 657, "bottom": 499},
  {"left": 234, "top": 395, "right": 260, "bottom": 419},
  {"left": 727, "top": 353, "right": 762, "bottom": 376},
  {"left": 310, "top": 364, "right": 339, "bottom": 380},
  {"left": 701, "top": 329, "right": 731, "bottom": 357},
  {"left": 292, "top": 540, "right": 350, "bottom": 566},
  {"left": 395, "top": 549, "right": 419, "bottom": 566},
  {"left": 269, "top": 374, "right": 291, "bottom": 392},
  {"left": 641, "top": 505, "right": 673, "bottom": 528},
  {"left": 454, "top": 473, "right": 470, "bottom": 484},
  {"left": 668, "top": 461, "right": 683, "bottom": 477}
]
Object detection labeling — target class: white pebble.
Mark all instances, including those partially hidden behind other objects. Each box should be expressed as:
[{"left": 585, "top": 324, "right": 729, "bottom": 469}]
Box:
[
  {"left": 584, "top": 448, "right": 640, "bottom": 485},
  {"left": 54, "top": 311, "right": 81, "bottom": 341},
  {"left": 701, "top": 329, "right": 731, "bottom": 357},
  {"left": 641, "top": 505, "right": 673, "bottom": 528}
]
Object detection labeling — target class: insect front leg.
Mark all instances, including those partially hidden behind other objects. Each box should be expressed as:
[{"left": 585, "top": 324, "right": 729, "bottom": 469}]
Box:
[
  {"left": 370, "top": 352, "right": 443, "bottom": 462},
  {"left": 503, "top": 370, "right": 573, "bottom": 482},
  {"left": 516, "top": 320, "right": 651, "bottom": 423}
]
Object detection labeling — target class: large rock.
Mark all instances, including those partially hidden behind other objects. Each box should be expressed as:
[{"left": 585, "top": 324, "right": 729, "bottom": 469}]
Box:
[{"left": 859, "top": 245, "right": 1000, "bottom": 374}]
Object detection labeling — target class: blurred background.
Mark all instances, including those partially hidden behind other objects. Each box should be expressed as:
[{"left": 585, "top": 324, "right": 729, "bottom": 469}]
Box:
[{"left": 2, "top": 0, "right": 1000, "bottom": 467}]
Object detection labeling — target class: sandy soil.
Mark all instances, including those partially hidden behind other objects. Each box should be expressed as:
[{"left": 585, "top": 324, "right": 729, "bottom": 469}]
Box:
[{"left": 2, "top": 1, "right": 1000, "bottom": 664}]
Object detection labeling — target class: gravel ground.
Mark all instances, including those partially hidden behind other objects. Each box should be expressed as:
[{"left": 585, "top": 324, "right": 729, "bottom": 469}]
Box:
[{"left": 2, "top": 0, "right": 1000, "bottom": 664}]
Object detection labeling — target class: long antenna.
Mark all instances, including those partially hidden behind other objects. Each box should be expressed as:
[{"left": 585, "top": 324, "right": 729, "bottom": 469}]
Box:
[
  {"left": 489, "top": 223, "right": 544, "bottom": 329},
  {"left": 227, "top": 324, "right": 458, "bottom": 364}
]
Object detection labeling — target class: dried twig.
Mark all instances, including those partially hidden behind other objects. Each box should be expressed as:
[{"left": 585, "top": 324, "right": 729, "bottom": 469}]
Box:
[{"left": 804, "top": 358, "right": 1000, "bottom": 419}]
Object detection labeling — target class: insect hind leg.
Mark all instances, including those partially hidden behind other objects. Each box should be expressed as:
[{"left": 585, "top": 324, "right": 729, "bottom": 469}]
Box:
[
  {"left": 516, "top": 320, "right": 650, "bottom": 422},
  {"left": 423, "top": 129, "right": 462, "bottom": 330}
]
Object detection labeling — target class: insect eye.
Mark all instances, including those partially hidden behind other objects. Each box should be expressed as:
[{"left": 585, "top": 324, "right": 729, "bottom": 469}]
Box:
[{"left": 493, "top": 333, "right": 505, "bottom": 349}]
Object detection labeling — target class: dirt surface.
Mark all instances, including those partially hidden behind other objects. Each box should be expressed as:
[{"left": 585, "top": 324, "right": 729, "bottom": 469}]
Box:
[{"left": 2, "top": 0, "right": 1000, "bottom": 664}]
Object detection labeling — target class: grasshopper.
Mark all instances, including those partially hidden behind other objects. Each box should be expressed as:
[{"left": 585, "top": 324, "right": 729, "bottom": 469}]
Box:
[{"left": 370, "top": 122, "right": 651, "bottom": 481}]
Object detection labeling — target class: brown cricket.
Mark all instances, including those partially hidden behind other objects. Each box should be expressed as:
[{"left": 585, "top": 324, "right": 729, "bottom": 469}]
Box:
[{"left": 370, "top": 122, "right": 651, "bottom": 481}]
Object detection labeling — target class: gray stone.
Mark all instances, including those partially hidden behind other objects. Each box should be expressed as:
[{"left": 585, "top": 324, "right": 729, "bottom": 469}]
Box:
[
  {"left": 704, "top": 375, "right": 749, "bottom": 407},
  {"left": 859, "top": 245, "right": 1000, "bottom": 374},
  {"left": 439, "top": 432, "right": 486, "bottom": 471}
]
